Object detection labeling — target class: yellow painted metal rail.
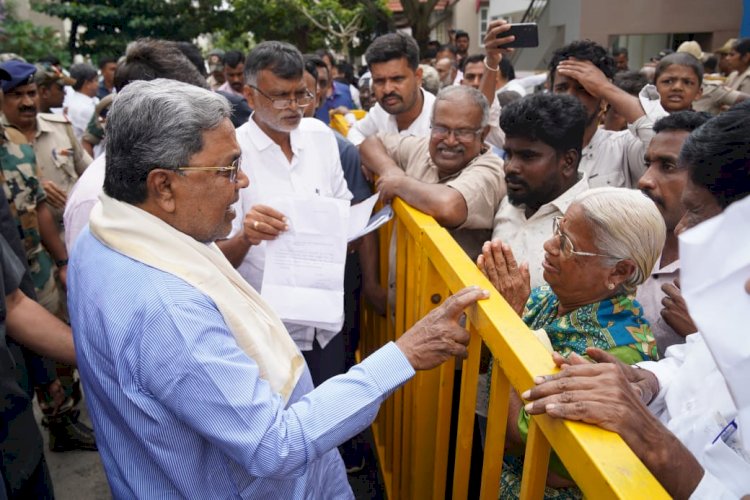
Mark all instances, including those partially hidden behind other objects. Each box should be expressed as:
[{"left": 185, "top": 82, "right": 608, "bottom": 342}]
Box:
[{"left": 360, "top": 198, "right": 670, "bottom": 500}]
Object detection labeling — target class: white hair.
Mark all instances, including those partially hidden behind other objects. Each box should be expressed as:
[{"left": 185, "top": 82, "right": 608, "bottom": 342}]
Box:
[
  {"left": 433, "top": 85, "right": 490, "bottom": 127},
  {"left": 573, "top": 187, "right": 666, "bottom": 294}
]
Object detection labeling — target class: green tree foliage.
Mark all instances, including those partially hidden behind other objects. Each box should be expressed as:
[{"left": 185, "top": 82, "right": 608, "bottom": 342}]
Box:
[
  {"left": 0, "top": 0, "right": 70, "bottom": 63},
  {"left": 33, "top": 0, "right": 227, "bottom": 59},
  {"left": 221, "top": 0, "right": 390, "bottom": 58}
]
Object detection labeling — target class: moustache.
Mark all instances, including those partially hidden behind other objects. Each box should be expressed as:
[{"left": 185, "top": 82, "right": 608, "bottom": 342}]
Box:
[
  {"left": 505, "top": 174, "right": 529, "bottom": 188},
  {"left": 437, "top": 145, "right": 465, "bottom": 154},
  {"left": 382, "top": 93, "right": 402, "bottom": 101},
  {"left": 641, "top": 188, "right": 664, "bottom": 208},
  {"left": 19, "top": 106, "right": 36, "bottom": 114}
]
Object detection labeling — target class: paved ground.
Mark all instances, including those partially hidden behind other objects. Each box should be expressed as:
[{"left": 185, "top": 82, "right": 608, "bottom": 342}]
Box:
[
  {"left": 33, "top": 401, "right": 110, "bottom": 499},
  {"left": 34, "top": 399, "right": 385, "bottom": 499}
]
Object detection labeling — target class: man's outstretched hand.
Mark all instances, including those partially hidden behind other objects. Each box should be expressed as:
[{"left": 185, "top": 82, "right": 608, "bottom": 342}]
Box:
[{"left": 396, "top": 286, "right": 489, "bottom": 370}]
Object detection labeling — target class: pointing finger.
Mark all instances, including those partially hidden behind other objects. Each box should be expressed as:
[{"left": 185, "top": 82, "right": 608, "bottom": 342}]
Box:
[{"left": 440, "top": 286, "right": 490, "bottom": 321}]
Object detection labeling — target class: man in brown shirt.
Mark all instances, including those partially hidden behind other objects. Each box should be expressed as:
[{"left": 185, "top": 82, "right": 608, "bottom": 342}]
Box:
[{"left": 360, "top": 85, "right": 505, "bottom": 259}]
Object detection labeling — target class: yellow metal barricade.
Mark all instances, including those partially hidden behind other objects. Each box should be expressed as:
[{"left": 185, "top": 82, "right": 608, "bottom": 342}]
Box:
[{"left": 360, "top": 198, "right": 670, "bottom": 500}]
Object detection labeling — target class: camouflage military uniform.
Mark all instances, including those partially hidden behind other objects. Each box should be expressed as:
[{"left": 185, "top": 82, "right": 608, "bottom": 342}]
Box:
[
  {"left": 2, "top": 113, "right": 92, "bottom": 225},
  {"left": 0, "top": 131, "right": 59, "bottom": 314}
]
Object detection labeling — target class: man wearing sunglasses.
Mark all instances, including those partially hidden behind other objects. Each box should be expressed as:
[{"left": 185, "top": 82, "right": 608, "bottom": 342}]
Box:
[{"left": 217, "top": 41, "right": 352, "bottom": 387}]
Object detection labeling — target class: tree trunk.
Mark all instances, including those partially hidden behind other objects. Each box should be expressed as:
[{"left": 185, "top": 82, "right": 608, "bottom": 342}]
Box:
[{"left": 68, "top": 20, "right": 78, "bottom": 58}]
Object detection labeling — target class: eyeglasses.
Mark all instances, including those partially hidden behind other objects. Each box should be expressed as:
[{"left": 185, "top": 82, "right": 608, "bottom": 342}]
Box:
[
  {"left": 552, "top": 216, "right": 615, "bottom": 259},
  {"left": 248, "top": 85, "right": 314, "bottom": 109},
  {"left": 176, "top": 158, "right": 241, "bottom": 183},
  {"left": 430, "top": 125, "right": 482, "bottom": 142}
]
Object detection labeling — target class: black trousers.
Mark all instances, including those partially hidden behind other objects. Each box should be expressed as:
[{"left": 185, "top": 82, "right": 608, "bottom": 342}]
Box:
[{"left": 302, "top": 331, "right": 346, "bottom": 388}]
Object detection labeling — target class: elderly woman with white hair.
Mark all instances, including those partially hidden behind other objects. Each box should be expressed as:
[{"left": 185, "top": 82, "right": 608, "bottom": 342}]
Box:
[{"left": 478, "top": 187, "right": 666, "bottom": 498}]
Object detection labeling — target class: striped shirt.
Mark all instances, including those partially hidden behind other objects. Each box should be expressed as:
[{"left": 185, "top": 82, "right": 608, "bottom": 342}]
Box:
[{"left": 68, "top": 229, "right": 414, "bottom": 499}]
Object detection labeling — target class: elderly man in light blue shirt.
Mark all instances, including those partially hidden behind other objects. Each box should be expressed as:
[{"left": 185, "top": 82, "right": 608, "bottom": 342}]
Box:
[{"left": 68, "top": 78, "right": 487, "bottom": 498}]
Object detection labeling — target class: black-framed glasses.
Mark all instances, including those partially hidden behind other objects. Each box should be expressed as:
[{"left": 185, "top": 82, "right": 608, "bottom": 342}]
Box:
[
  {"left": 552, "top": 216, "right": 614, "bottom": 259},
  {"left": 430, "top": 125, "right": 483, "bottom": 142},
  {"left": 248, "top": 85, "right": 314, "bottom": 109},
  {"left": 176, "top": 158, "right": 241, "bottom": 183}
]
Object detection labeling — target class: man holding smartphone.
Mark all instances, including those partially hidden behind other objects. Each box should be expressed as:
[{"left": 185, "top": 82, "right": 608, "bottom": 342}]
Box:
[{"left": 482, "top": 19, "right": 667, "bottom": 189}]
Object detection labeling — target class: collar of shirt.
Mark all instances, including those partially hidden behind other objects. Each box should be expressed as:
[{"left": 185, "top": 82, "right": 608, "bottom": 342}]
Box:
[
  {"left": 650, "top": 256, "right": 680, "bottom": 277},
  {"left": 218, "top": 80, "right": 244, "bottom": 98},
  {"left": 727, "top": 66, "right": 750, "bottom": 86},
  {"left": 498, "top": 174, "right": 589, "bottom": 224},
  {"left": 0, "top": 114, "right": 43, "bottom": 141},
  {"left": 326, "top": 81, "right": 345, "bottom": 102},
  {"left": 547, "top": 173, "right": 589, "bottom": 215},
  {"left": 384, "top": 88, "right": 435, "bottom": 136},
  {"left": 35, "top": 114, "right": 58, "bottom": 138}
]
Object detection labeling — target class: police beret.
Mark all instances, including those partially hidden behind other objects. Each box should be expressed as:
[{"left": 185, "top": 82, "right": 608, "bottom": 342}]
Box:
[{"left": 0, "top": 60, "right": 37, "bottom": 93}]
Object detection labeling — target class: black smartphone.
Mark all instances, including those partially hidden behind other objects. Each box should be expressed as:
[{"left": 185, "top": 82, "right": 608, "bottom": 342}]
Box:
[{"left": 497, "top": 23, "right": 539, "bottom": 48}]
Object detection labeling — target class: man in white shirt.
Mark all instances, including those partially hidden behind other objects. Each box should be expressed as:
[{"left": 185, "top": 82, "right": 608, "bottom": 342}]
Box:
[
  {"left": 488, "top": 93, "right": 589, "bottom": 289},
  {"left": 635, "top": 111, "right": 711, "bottom": 357},
  {"left": 217, "top": 42, "right": 352, "bottom": 386},
  {"left": 347, "top": 33, "right": 434, "bottom": 145},
  {"left": 63, "top": 63, "right": 98, "bottom": 140},
  {"left": 523, "top": 104, "right": 750, "bottom": 498}
]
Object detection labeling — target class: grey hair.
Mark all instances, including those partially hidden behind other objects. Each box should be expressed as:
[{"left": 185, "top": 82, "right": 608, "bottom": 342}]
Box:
[
  {"left": 244, "top": 41, "right": 304, "bottom": 87},
  {"left": 419, "top": 64, "right": 440, "bottom": 95},
  {"left": 104, "top": 78, "right": 231, "bottom": 204},
  {"left": 433, "top": 85, "right": 490, "bottom": 127},
  {"left": 573, "top": 187, "right": 666, "bottom": 294}
]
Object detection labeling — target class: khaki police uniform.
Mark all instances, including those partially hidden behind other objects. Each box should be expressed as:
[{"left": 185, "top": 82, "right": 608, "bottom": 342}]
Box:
[
  {"left": 2, "top": 113, "right": 92, "bottom": 223},
  {"left": 727, "top": 66, "right": 750, "bottom": 94},
  {"left": 694, "top": 75, "right": 745, "bottom": 115}
]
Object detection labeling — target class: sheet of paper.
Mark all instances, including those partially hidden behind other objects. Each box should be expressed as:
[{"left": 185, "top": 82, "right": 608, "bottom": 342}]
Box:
[
  {"left": 261, "top": 196, "right": 349, "bottom": 330},
  {"left": 348, "top": 202, "right": 394, "bottom": 242},
  {"left": 347, "top": 193, "right": 380, "bottom": 240}
]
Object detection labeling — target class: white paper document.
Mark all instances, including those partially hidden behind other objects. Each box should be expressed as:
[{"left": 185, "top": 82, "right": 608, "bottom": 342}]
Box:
[
  {"left": 261, "top": 194, "right": 391, "bottom": 330},
  {"left": 347, "top": 193, "right": 380, "bottom": 241},
  {"left": 261, "top": 196, "right": 349, "bottom": 331},
  {"left": 348, "top": 195, "right": 394, "bottom": 242}
]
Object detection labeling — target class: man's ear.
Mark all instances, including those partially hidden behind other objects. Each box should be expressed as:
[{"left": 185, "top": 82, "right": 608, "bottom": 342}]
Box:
[
  {"left": 145, "top": 169, "right": 178, "bottom": 214},
  {"left": 693, "top": 84, "right": 703, "bottom": 102},
  {"left": 243, "top": 84, "right": 255, "bottom": 109},
  {"left": 560, "top": 148, "right": 581, "bottom": 178},
  {"left": 415, "top": 66, "right": 424, "bottom": 87}
]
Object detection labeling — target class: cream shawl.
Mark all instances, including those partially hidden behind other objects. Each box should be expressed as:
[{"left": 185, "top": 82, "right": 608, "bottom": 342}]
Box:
[{"left": 89, "top": 194, "right": 304, "bottom": 402}]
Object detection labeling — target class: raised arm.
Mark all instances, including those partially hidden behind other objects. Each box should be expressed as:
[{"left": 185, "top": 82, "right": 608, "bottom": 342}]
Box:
[
  {"left": 144, "top": 286, "right": 487, "bottom": 478},
  {"left": 556, "top": 59, "right": 646, "bottom": 124},
  {"left": 478, "top": 19, "right": 515, "bottom": 108}
]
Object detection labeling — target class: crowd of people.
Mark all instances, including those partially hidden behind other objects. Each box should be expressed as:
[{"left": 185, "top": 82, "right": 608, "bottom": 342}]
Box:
[{"left": 0, "top": 15, "right": 748, "bottom": 500}]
